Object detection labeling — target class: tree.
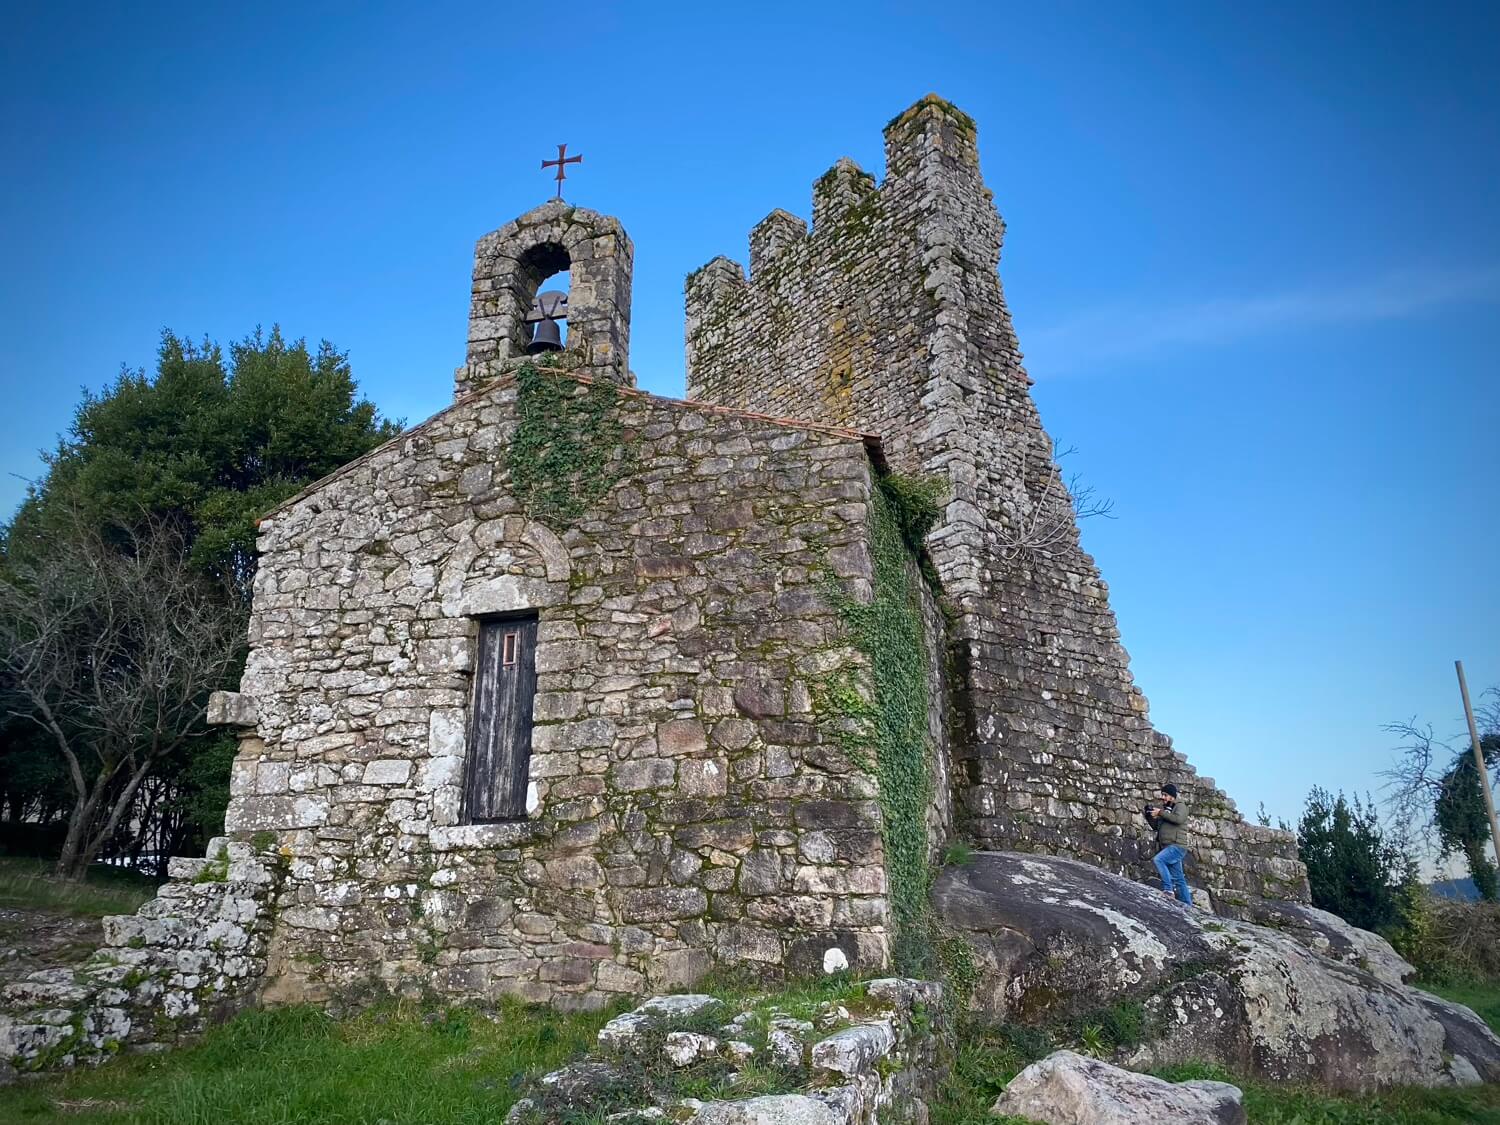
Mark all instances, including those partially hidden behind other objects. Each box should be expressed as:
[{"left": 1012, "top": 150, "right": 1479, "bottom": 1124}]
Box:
[
  {"left": 0, "top": 326, "right": 399, "bottom": 872},
  {"left": 4, "top": 327, "right": 400, "bottom": 598},
  {"left": 995, "top": 446, "right": 1115, "bottom": 565},
  {"left": 1383, "top": 693, "right": 1500, "bottom": 903},
  {"left": 0, "top": 516, "right": 242, "bottom": 879},
  {"left": 1435, "top": 751, "right": 1500, "bottom": 901},
  {"left": 1297, "top": 787, "right": 1409, "bottom": 932}
]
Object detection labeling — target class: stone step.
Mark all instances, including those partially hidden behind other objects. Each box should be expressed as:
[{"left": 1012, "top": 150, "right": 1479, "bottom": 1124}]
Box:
[
  {"left": 166, "top": 857, "right": 211, "bottom": 880},
  {"left": 2, "top": 973, "right": 91, "bottom": 1010},
  {"left": 101, "top": 914, "right": 190, "bottom": 949}
]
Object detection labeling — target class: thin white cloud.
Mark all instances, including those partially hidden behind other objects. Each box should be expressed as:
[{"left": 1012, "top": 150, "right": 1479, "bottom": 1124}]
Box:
[{"left": 1025, "top": 264, "right": 1500, "bottom": 375}]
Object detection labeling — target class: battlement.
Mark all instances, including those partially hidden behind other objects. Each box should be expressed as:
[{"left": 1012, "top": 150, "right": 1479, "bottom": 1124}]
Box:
[
  {"left": 687, "top": 95, "right": 992, "bottom": 329},
  {"left": 684, "top": 94, "right": 1306, "bottom": 903}
]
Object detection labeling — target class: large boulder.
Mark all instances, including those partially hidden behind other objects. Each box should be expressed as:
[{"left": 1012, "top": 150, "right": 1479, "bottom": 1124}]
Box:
[
  {"left": 935, "top": 852, "right": 1500, "bottom": 1091},
  {"left": 1219, "top": 896, "right": 1416, "bottom": 987},
  {"left": 992, "top": 1050, "right": 1245, "bottom": 1125}
]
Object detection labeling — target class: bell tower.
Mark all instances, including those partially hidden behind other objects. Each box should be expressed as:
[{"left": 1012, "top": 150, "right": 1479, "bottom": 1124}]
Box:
[{"left": 457, "top": 199, "right": 633, "bottom": 399}]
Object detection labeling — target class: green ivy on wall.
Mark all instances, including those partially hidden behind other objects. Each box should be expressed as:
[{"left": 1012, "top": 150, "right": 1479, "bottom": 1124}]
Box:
[
  {"left": 506, "top": 362, "right": 634, "bottom": 527},
  {"left": 822, "top": 474, "right": 946, "bottom": 975}
]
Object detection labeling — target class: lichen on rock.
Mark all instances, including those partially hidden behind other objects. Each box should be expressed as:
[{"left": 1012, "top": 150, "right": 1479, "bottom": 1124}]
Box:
[{"left": 935, "top": 851, "right": 1500, "bottom": 1091}]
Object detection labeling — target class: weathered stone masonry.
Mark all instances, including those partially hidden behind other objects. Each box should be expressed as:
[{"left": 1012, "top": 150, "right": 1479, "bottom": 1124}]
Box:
[
  {"left": 219, "top": 371, "right": 949, "bottom": 1008},
  {"left": 0, "top": 839, "right": 283, "bottom": 1079},
  {"left": 686, "top": 95, "right": 1306, "bottom": 903},
  {"left": 4, "top": 97, "right": 1314, "bottom": 1079}
]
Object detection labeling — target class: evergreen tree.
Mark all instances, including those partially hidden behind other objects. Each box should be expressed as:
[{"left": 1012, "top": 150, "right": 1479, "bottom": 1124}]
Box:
[
  {"left": 5, "top": 327, "right": 400, "bottom": 597},
  {"left": 1435, "top": 744, "right": 1500, "bottom": 901},
  {"left": 1297, "top": 787, "right": 1408, "bottom": 932}
]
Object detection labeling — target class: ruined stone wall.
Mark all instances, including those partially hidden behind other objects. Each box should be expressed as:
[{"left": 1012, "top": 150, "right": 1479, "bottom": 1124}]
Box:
[
  {"left": 219, "top": 372, "right": 918, "bottom": 1009},
  {"left": 0, "top": 839, "right": 283, "bottom": 1081},
  {"left": 685, "top": 96, "right": 1305, "bottom": 903},
  {"left": 512, "top": 978, "right": 950, "bottom": 1125}
]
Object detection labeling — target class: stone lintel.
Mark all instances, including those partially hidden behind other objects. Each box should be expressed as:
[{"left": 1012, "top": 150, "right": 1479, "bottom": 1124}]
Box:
[{"left": 207, "top": 691, "right": 257, "bottom": 728}]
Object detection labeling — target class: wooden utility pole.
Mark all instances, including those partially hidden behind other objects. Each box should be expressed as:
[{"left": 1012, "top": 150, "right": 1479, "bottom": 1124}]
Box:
[{"left": 1455, "top": 660, "right": 1500, "bottom": 871}]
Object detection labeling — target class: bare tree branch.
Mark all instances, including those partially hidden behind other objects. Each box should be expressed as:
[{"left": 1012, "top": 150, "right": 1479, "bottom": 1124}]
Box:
[
  {"left": 0, "top": 509, "right": 243, "bottom": 879},
  {"left": 995, "top": 445, "right": 1116, "bottom": 565}
]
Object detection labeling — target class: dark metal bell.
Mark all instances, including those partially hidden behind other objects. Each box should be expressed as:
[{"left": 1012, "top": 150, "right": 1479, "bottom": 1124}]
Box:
[{"left": 526, "top": 318, "right": 563, "bottom": 353}]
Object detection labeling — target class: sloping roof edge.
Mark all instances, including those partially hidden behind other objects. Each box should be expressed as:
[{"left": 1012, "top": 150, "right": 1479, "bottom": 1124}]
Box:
[{"left": 257, "top": 370, "right": 885, "bottom": 525}]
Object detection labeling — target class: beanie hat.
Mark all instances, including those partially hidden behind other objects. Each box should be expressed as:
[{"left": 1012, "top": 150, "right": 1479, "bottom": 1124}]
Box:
[{"left": 1160, "top": 783, "right": 1179, "bottom": 798}]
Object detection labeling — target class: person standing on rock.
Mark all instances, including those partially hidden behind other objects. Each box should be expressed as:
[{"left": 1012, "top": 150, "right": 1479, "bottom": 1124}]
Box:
[{"left": 1145, "top": 783, "right": 1192, "bottom": 905}]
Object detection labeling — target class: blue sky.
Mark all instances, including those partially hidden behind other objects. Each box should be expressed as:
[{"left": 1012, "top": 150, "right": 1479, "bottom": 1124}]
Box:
[{"left": 2, "top": 2, "right": 1496, "bottom": 847}]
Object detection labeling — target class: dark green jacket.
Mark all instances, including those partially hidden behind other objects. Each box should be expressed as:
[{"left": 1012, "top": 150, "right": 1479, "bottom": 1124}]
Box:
[{"left": 1153, "top": 799, "right": 1189, "bottom": 847}]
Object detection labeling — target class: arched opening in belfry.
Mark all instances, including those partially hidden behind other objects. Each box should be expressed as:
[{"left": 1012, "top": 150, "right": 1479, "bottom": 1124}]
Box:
[{"left": 513, "top": 242, "right": 571, "bottom": 355}]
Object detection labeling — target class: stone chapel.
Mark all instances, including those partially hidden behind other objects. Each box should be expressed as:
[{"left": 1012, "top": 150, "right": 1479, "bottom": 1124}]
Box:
[{"left": 178, "top": 96, "right": 1305, "bottom": 1011}]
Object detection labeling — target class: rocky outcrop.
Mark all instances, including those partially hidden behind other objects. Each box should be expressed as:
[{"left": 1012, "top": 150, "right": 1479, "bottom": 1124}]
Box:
[
  {"left": 993, "top": 1050, "right": 1245, "bottom": 1125},
  {"left": 0, "top": 838, "right": 283, "bottom": 1082},
  {"left": 1217, "top": 895, "right": 1415, "bottom": 987},
  {"left": 935, "top": 852, "right": 1500, "bottom": 1091},
  {"left": 508, "top": 978, "right": 946, "bottom": 1125}
]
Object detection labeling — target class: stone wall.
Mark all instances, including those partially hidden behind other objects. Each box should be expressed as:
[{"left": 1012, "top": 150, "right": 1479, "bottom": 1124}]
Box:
[
  {"left": 218, "top": 370, "right": 937, "bottom": 1008},
  {"left": 0, "top": 839, "right": 282, "bottom": 1081},
  {"left": 685, "top": 95, "right": 1306, "bottom": 903}
]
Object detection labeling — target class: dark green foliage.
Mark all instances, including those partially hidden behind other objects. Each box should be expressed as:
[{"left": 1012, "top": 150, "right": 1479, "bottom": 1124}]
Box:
[
  {"left": 1436, "top": 746, "right": 1500, "bottom": 902},
  {"left": 506, "top": 363, "right": 635, "bottom": 528},
  {"left": 1, "top": 326, "right": 397, "bottom": 874},
  {"left": 877, "top": 472, "right": 948, "bottom": 553},
  {"left": 1395, "top": 893, "right": 1500, "bottom": 986},
  {"left": 5, "top": 327, "right": 399, "bottom": 596},
  {"left": 0, "top": 713, "right": 71, "bottom": 842},
  {"left": 1297, "top": 787, "right": 1409, "bottom": 932},
  {"left": 823, "top": 485, "right": 935, "bottom": 974}
]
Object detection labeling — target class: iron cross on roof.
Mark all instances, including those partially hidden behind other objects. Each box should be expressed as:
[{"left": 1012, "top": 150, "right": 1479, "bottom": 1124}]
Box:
[{"left": 541, "top": 143, "right": 582, "bottom": 200}]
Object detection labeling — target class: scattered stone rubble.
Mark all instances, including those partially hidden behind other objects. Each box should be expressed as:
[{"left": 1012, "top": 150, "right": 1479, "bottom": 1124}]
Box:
[
  {"left": 0, "top": 839, "right": 282, "bottom": 1083},
  {"left": 507, "top": 978, "right": 946, "bottom": 1125}
]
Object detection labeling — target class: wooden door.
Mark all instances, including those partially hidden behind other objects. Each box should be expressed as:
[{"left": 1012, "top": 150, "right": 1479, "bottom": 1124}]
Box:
[{"left": 464, "top": 615, "right": 538, "bottom": 821}]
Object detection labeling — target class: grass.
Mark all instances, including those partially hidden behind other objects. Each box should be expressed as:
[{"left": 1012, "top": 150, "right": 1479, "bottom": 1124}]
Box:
[
  {"left": 0, "top": 975, "right": 1494, "bottom": 1124},
  {"left": 1422, "top": 979, "right": 1500, "bottom": 1038},
  {"left": 0, "top": 1001, "right": 615, "bottom": 1125},
  {"left": 0, "top": 857, "right": 160, "bottom": 918},
  {"left": 0, "top": 976, "right": 871, "bottom": 1125},
  {"left": 687, "top": 967, "right": 871, "bottom": 1022}
]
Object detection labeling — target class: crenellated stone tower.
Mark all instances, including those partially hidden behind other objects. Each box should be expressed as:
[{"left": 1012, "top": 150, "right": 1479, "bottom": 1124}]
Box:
[{"left": 686, "top": 95, "right": 1306, "bottom": 902}]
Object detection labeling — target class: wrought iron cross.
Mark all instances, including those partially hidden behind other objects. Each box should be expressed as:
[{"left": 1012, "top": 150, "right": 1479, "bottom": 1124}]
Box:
[{"left": 541, "top": 143, "right": 582, "bottom": 200}]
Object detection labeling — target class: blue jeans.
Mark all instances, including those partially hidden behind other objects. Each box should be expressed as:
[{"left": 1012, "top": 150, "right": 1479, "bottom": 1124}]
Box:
[{"left": 1153, "top": 844, "right": 1192, "bottom": 904}]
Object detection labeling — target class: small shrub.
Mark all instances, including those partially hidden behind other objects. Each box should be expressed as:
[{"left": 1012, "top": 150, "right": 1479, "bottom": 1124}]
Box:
[
  {"left": 877, "top": 473, "right": 948, "bottom": 551},
  {"left": 1412, "top": 898, "right": 1500, "bottom": 984}
]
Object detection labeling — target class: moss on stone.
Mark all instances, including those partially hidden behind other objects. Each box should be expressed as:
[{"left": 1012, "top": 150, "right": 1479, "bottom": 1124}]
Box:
[
  {"left": 506, "top": 363, "right": 636, "bottom": 528},
  {"left": 194, "top": 845, "right": 230, "bottom": 884}
]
